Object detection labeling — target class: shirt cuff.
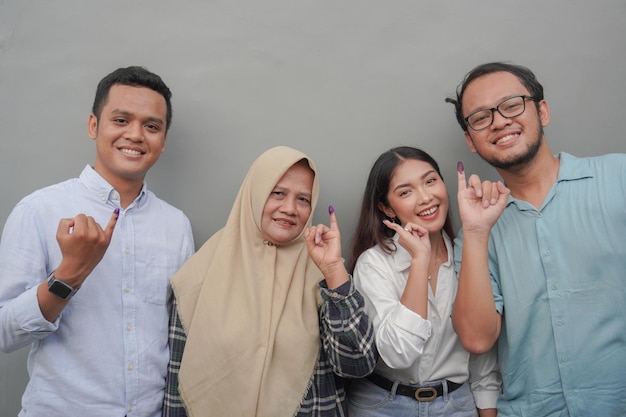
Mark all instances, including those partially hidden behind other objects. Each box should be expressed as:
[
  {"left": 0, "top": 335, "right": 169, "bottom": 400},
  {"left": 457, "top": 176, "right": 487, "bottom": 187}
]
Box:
[
  {"left": 319, "top": 277, "right": 353, "bottom": 300},
  {"left": 11, "top": 285, "right": 60, "bottom": 332},
  {"left": 473, "top": 388, "right": 501, "bottom": 410},
  {"left": 393, "top": 303, "right": 431, "bottom": 338}
]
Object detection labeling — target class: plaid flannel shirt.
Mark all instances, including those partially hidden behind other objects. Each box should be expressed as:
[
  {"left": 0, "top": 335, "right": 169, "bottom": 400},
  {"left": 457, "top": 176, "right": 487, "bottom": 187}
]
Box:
[{"left": 163, "top": 278, "right": 377, "bottom": 417}]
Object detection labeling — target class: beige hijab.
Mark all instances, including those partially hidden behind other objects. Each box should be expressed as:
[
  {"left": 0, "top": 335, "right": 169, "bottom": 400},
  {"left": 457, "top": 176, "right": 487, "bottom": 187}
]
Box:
[{"left": 171, "top": 146, "right": 322, "bottom": 417}]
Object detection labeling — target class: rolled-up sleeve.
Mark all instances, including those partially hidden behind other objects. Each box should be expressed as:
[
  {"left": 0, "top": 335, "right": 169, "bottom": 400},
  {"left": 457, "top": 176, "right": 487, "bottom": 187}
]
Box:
[
  {"left": 318, "top": 278, "right": 377, "bottom": 378},
  {"left": 0, "top": 285, "right": 59, "bottom": 352},
  {"left": 468, "top": 345, "right": 502, "bottom": 409},
  {"left": 0, "top": 203, "right": 59, "bottom": 353}
]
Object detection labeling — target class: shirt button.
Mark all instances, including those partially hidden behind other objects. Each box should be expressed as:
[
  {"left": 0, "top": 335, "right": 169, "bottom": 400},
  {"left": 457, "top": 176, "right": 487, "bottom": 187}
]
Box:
[
  {"left": 126, "top": 324, "right": 132, "bottom": 331},
  {"left": 128, "top": 362, "right": 134, "bottom": 370},
  {"left": 537, "top": 212, "right": 543, "bottom": 218},
  {"left": 557, "top": 320, "right": 564, "bottom": 326},
  {"left": 551, "top": 284, "right": 558, "bottom": 290},
  {"left": 562, "top": 356, "right": 568, "bottom": 362},
  {"left": 124, "top": 248, "right": 130, "bottom": 254},
  {"left": 111, "top": 192, "right": 119, "bottom": 201},
  {"left": 544, "top": 250, "right": 551, "bottom": 256},
  {"left": 125, "top": 286, "right": 131, "bottom": 293}
]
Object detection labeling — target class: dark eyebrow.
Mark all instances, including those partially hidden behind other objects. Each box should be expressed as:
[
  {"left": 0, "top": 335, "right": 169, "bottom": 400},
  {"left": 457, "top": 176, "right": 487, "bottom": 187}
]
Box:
[
  {"left": 110, "top": 109, "right": 131, "bottom": 117},
  {"left": 110, "top": 109, "right": 164, "bottom": 127},
  {"left": 392, "top": 169, "right": 437, "bottom": 192},
  {"left": 467, "top": 94, "right": 526, "bottom": 115}
]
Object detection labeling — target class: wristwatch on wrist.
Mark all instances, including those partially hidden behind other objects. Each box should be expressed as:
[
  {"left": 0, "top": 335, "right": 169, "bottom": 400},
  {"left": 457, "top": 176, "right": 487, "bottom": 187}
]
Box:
[{"left": 47, "top": 271, "right": 80, "bottom": 300}]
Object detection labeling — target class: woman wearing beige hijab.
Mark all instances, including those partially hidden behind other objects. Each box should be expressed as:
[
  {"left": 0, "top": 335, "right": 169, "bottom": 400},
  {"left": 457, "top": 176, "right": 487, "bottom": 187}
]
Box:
[{"left": 162, "top": 146, "right": 377, "bottom": 417}]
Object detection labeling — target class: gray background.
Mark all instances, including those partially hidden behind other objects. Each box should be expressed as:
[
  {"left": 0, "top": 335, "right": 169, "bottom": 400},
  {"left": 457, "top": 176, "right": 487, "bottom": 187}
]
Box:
[{"left": 1, "top": 1, "right": 625, "bottom": 415}]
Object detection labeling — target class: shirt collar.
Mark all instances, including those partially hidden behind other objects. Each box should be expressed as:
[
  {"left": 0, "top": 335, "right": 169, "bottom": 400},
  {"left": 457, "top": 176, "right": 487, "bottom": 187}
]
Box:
[
  {"left": 506, "top": 152, "right": 593, "bottom": 208},
  {"left": 79, "top": 165, "right": 147, "bottom": 208},
  {"left": 555, "top": 152, "right": 593, "bottom": 182}
]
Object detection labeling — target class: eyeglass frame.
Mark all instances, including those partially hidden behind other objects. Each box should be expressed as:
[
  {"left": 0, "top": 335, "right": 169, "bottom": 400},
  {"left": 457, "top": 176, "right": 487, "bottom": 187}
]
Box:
[{"left": 463, "top": 95, "right": 540, "bottom": 131}]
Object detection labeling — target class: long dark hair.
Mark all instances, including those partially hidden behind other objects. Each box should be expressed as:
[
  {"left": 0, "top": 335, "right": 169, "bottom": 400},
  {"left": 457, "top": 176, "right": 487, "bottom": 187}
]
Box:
[{"left": 348, "top": 146, "right": 455, "bottom": 273}]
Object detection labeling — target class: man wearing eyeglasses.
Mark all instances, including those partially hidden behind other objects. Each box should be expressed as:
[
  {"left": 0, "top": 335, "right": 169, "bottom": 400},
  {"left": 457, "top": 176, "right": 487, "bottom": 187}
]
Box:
[{"left": 446, "top": 62, "right": 626, "bottom": 417}]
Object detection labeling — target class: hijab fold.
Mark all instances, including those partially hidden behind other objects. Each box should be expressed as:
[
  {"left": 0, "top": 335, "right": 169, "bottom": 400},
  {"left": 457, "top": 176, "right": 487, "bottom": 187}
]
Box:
[{"left": 172, "top": 146, "right": 322, "bottom": 417}]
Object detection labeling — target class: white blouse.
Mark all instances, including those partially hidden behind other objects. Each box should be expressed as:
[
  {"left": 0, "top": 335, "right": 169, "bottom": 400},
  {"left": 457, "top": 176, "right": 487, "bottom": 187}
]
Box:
[{"left": 353, "top": 232, "right": 501, "bottom": 408}]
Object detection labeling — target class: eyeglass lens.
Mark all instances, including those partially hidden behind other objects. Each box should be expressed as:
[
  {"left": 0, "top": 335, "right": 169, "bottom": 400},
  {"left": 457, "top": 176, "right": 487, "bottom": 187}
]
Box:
[{"left": 466, "top": 96, "right": 527, "bottom": 131}]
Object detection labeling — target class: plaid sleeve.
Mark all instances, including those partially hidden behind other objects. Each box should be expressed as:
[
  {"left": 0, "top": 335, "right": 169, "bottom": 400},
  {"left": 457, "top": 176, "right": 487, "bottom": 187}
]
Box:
[
  {"left": 162, "top": 297, "right": 189, "bottom": 417},
  {"left": 318, "top": 278, "right": 378, "bottom": 378}
]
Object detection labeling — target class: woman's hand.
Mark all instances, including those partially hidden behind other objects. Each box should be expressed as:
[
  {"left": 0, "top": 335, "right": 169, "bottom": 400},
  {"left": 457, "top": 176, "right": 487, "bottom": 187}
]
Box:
[
  {"left": 305, "top": 206, "right": 350, "bottom": 288},
  {"left": 382, "top": 219, "right": 431, "bottom": 317},
  {"left": 382, "top": 219, "right": 431, "bottom": 264}
]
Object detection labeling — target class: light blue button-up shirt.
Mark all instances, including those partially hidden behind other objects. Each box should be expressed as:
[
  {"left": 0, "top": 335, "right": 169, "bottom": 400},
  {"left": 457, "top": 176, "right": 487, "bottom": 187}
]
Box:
[
  {"left": 0, "top": 165, "right": 194, "bottom": 417},
  {"left": 455, "top": 152, "right": 626, "bottom": 417}
]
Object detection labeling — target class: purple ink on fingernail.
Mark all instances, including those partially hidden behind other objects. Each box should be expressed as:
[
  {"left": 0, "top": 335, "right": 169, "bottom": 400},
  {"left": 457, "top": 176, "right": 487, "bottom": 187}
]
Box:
[
  {"left": 329, "top": 205, "right": 335, "bottom": 215},
  {"left": 457, "top": 161, "right": 464, "bottom": 174}
]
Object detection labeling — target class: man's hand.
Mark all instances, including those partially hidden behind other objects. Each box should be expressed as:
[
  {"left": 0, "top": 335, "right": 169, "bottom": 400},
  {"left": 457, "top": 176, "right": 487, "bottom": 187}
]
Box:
[
  {"left": 37, "top": 208, "right": 119, "bottom": 321},
  {"left": 54, "top": 209, "right": 120, "bottom": 287},
  {"left": 457, "top": 161, "right": 510, "bottom": 235}
]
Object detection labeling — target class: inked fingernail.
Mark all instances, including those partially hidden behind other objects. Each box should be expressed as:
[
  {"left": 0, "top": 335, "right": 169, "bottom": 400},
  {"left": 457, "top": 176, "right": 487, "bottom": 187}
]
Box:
[
  {"left": 329, "top": 205, "right": 335, "bottom": 215},
  {"left": 457, "top": 161, "right": 464, "bottom": 174},
  {"left": 114, "top": 208, "right": 120, "bottom": 218}
]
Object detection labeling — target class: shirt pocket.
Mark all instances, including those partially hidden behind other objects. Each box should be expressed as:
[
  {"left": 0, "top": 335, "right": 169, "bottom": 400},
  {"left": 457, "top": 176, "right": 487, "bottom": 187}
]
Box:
[{"left": 137, "top": 254, "right": 179, "bottom": 305}]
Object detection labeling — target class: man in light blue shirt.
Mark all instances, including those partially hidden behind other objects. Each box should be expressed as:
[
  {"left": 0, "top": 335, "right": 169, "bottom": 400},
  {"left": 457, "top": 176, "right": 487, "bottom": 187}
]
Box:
[
  {"left": 0, "top": 66, "right": 195, "bottom": 417},
  {"left": 446, "top": 62, "right": 626, "bottom": 416}
]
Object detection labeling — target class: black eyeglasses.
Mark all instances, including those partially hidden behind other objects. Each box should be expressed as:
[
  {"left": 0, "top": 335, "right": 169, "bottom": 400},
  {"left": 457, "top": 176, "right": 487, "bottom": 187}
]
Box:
[{"left": 464, "top": 95, "right": 539, "bottom": 131}]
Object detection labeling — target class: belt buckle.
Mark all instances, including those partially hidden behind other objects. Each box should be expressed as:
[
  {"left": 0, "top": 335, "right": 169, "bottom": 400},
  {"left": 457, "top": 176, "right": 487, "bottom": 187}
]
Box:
[{"left": 414, "top": 387, "right": 437, "bottom": 402}]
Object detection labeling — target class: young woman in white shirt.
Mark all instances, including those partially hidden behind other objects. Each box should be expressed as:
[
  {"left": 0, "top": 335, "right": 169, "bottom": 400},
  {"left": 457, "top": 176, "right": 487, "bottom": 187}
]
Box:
[{"left": 347, "top": 146, "right": 501, "bottom": 417}]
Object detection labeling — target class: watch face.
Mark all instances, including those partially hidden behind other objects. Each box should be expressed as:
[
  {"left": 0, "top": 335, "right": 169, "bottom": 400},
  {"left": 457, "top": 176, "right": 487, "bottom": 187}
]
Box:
[{"left": 49, "top": 280, "right": 74, "bottom": 299}]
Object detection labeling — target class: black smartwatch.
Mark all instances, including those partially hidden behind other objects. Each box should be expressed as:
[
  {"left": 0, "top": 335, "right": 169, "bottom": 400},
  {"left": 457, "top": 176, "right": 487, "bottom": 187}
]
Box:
[{"left": 47, "top": 271, "right": 80, "bottom": 300}]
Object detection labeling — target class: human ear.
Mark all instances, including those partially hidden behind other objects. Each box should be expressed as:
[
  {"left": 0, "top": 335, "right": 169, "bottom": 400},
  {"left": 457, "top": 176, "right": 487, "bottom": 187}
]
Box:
[
  {"left": 377, "top": 202, "right": 395, "bottom": 219},
  {"left": 87, "top": 114, "right": 98, "bottom": 140},
  {"left": 538, "top": 100, "right": 551, "bottom": 127},
  {"left": 464, "top": 131, "right": 478, "bottom": 153},
  {"left": 160, "top": 133, "right": 168, "bottom": 153}
]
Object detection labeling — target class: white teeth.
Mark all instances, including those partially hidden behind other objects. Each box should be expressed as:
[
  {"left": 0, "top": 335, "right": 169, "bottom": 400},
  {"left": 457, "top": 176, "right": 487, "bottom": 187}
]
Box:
[
  {"left": 121, "top": 148, "right": 141, "bottom": 155},
  {"left": 418, "top": 206, "right": 437, "bottom": 216},
  {"left": 495, "top": 134, "right": 517, "bottom": 144}
]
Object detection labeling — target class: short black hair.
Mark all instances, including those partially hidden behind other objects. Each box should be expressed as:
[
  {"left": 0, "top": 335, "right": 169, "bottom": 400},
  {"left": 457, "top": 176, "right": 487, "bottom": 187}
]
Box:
[
  {"left": 446, "top": 62, "right": 544, "bottom": 132},
  {"left": 92, "top": 66, "right": 173, "bottom": 131}
]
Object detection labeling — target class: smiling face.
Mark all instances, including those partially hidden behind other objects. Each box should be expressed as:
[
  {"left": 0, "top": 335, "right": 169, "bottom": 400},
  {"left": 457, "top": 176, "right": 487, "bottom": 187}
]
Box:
[
  {"left": 89, "top": 84, "right": 168, "bottom": 190},
  {"left": 260, "top": 161, "right": 315, "bottom": 245},
  {"left": 462, "top": 71, "right": 550, "bottom": 170},
  {"left": 379, "top": 158, "right": 449, "bottom": 235}
]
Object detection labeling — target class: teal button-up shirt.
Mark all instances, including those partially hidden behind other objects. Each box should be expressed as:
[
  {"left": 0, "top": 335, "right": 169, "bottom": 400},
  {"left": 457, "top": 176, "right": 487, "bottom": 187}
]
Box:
[{"left": 455, "top": 152, "right": 626, "bottom": 417}]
